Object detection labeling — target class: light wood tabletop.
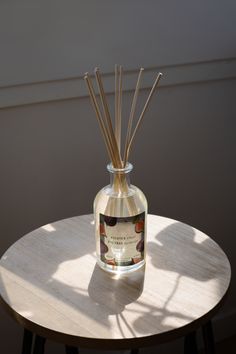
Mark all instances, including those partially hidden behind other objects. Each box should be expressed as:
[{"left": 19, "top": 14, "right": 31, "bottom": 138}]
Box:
[{"left": 0, "top": 214, "right": 231, "bottom": 349}]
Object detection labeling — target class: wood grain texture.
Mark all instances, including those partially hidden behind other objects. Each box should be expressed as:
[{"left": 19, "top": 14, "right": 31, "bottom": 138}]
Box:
[{"left": 0, "top": 214, "right": 231, "bottom": 349}]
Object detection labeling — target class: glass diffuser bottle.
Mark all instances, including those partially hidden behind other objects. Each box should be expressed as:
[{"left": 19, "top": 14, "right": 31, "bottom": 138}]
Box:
[
  {"left": 94, "top": 162, "right": 147, "bottom": 273},
  {"left": 84, "top": 66, "right": 162, "bottom": 274}
]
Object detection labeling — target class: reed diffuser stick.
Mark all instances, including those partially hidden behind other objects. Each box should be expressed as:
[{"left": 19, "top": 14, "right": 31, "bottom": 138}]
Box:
[
  {"left": 85, "top": 66, "right": 163, "bottom": 168},
  {"left": 115, "top": 64, "right": 119, "bottom": 149},
  {"left": 117, "top": 65, "right": 123, "bottom": 154},
  {"left": 94, "top": 68, "right": 122, "bottom": 168},
  {"left": 123, "top": 67, "right": 144, "bottom": 167},
  {"left": 126, "top": 72, "right": 162, "bottom": 161},
  {"left": 84, "top": 74, "right": 116, "bottom": 165}
]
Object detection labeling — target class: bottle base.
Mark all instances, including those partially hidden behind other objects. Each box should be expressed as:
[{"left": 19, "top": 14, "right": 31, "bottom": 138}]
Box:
[{"left": 96, "top": 259, "right": 145, "bottom": 274}]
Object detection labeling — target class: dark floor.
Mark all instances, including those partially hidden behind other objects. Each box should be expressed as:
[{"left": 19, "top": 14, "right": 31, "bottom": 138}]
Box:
[
  {"left": 17, "top": 332, "right": 236, "bottom": 354},
  {"left": 198, "top": 335, "right": 236, "bottom": 354},
  {"left": 215, "top": 335, "right": 236, "bottom": 354}
]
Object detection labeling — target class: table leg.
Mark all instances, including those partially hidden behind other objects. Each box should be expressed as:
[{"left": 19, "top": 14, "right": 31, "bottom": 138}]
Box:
[
  {"left": 184, "top": 331, "right": 198, "bottom": 354},
  {"left": 32, "top": 335, "right": 46, "bottom": 354},
  {"left": 65, "top": 345, "right": 79, "bottom": 354},
  {"left": 21, "top": 328, "right": 34, "bottom": 354},
  {"left": 202, "top": 321, "right": 215, "bottom": 354}
]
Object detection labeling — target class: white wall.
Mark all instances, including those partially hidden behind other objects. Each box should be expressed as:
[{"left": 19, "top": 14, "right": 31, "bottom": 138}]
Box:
[
  {"left": 0, "top": 1, "right": 236, "bottom": 353},
  {"left": 0, "top": 0, "right": 236, "bottom": 86}
]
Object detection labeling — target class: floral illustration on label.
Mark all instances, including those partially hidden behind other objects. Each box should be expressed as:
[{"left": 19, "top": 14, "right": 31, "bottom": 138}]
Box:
[{"left": 99, "top": 212, "right": 145, "bottom": 266}]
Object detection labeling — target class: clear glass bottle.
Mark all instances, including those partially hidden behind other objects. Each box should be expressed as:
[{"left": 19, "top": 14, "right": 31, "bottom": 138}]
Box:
[{"left": 94, "top": 162, "right": 147, "bottom": 274}]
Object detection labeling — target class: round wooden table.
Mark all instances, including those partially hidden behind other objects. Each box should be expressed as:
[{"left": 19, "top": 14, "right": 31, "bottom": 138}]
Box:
[{"left": 0, "top": 214, "right": 231, "bottom": 354}]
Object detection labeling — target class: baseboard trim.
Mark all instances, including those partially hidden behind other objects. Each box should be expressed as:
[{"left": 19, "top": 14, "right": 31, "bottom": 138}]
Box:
[{"left": 0, "top": 57, "right": 236, "bottom": 109}]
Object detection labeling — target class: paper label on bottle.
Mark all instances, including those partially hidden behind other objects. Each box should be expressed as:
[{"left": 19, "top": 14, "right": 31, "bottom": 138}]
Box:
[{"left": 99, "top": 212, "right": 145, "bottom": 266}]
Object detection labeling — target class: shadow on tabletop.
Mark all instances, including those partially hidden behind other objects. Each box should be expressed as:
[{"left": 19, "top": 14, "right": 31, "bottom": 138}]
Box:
[{"left": 0, "top": 215, "right": 225, "bottom": 341}]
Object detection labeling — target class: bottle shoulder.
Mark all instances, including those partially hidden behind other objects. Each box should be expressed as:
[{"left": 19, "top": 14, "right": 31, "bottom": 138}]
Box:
[
  {"left": 94, "top": 184, "right": 147, "bottom": 217},
  {"left": 95, "top": 184, "right": 146, "bottom": 199}
]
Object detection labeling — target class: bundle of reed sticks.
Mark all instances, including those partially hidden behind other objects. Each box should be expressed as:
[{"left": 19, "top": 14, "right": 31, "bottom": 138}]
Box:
[{"left": 84, "top": 66, "right": 162, "bottom": 169}]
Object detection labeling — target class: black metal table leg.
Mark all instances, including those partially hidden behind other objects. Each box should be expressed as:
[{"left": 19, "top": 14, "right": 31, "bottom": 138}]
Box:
[
  {"left": 65, "top": 345, "right": 79, "bottom": 354},
  {"left": 202, "top": 320, "right": 215, "bottom": 354},
  {"left": 184, "top": 331, "right": 198, "bottom": 354},
  {"left": 21, "top": 328, "right": 34, "bottom": 354},
  {"left": 32, "top": 335, "right": 46, "bottom": 354}
]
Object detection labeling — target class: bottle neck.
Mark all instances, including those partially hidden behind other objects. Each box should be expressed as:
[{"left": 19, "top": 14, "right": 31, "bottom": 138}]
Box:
[{"left": 107, "top": 163, "right": 133, "bottom": 194}]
